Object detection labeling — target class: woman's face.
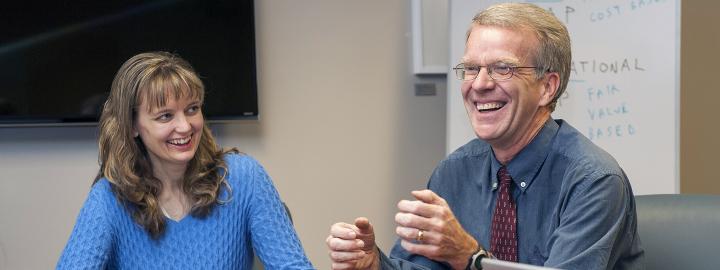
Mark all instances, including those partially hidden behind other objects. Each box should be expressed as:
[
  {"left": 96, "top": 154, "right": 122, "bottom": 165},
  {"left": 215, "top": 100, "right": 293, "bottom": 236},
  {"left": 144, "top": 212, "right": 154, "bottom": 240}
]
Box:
[{"left": 133, "top": 95, "right": 204, "bottom": 171}]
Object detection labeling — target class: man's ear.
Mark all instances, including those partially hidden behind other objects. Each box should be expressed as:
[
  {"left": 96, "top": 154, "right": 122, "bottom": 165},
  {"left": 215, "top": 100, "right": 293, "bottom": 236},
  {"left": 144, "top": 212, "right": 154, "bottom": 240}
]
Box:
[{"left": 539, "top": 72, "right": 560, "bottom": 107}]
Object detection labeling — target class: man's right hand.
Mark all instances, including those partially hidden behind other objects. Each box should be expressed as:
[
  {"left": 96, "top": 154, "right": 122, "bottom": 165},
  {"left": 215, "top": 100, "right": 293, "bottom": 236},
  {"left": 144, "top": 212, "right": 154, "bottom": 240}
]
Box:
[{"left": 326, "top": 217, "right": 380, "bottom": 270}]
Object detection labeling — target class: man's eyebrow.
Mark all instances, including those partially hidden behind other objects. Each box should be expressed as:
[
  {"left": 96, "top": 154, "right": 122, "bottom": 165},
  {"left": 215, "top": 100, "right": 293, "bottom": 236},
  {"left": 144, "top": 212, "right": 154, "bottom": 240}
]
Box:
[
  {"left": 492, "top": 58, "right": 521, "bottom": 65},
  {"left": 459, "top": 57, "right": 521, "bottom": 65}
]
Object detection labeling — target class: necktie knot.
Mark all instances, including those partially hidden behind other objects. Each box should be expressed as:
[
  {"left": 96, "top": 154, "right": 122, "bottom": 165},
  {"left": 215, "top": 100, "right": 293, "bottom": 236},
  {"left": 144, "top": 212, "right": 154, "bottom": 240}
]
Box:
[{"left": 498, "top": 166, "right": 513, "bottom": 186}]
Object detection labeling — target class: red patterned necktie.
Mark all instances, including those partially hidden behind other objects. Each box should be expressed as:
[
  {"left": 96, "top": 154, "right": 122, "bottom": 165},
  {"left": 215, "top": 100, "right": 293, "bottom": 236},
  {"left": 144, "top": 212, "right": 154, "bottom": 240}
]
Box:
[{"left": 490, "top": 166, "right": 518, "bottom": 262}]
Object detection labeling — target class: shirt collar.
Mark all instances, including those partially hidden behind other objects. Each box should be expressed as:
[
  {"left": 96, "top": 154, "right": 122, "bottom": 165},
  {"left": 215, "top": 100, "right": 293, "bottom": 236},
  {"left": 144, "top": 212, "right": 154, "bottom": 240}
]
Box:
[{"left": 490, "top": 118, "right": 559, "bottom": 193}]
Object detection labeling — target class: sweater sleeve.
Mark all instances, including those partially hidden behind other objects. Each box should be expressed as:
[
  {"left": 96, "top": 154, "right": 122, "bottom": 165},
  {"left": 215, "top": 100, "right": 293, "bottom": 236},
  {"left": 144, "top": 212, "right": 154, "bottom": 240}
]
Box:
[
  {"left": 243, "top": 158, "right": 314, "bottom": 270},
  {"left": 56, "top": 181, "right": 115, "bottom": 270}
]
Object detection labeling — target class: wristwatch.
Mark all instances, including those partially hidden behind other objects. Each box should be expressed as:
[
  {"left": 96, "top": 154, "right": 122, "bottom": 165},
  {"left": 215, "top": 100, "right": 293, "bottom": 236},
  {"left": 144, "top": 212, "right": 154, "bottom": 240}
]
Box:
[{"left": 468, "top": 246, "right": 490, "bottom": 270}]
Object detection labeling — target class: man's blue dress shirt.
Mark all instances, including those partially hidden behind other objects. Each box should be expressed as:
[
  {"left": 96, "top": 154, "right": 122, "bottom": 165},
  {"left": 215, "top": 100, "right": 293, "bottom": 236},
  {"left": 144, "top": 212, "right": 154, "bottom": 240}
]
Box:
[{"left": 382, "top": 119, "right": 644, "bottom": 270}]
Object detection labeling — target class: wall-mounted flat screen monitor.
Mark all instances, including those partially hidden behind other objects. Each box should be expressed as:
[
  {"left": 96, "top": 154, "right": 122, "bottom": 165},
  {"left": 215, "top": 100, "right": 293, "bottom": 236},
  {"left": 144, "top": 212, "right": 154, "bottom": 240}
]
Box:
[{"left": 0, "top": 0, "right": 257, "bottom": 126}]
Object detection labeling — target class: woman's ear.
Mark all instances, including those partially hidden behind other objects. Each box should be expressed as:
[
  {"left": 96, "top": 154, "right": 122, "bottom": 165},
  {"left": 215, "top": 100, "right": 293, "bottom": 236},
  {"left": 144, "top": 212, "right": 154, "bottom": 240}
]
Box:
[{"left": 539, "top": 72, "right": 560, "bottom": 107}]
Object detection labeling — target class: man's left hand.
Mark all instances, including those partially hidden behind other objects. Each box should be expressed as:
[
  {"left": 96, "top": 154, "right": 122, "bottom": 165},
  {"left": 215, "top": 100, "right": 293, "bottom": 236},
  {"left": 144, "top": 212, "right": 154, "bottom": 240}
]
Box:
[{"left": 395, "top": 189, "right": 479, "bottom": 270}]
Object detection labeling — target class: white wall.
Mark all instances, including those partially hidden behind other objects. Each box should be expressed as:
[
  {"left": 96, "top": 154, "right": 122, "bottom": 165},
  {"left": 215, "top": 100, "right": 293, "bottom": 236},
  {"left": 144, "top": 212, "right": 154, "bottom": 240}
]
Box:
[{"left": 0, "top": 1, "right": 447, "bottom": 269}]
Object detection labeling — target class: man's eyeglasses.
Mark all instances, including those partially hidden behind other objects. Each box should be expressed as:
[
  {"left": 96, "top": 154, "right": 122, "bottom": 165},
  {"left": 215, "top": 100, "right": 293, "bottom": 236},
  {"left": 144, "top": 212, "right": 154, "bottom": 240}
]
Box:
[{"left": 453, "top": 63, "right": 538, "bottom": 81}]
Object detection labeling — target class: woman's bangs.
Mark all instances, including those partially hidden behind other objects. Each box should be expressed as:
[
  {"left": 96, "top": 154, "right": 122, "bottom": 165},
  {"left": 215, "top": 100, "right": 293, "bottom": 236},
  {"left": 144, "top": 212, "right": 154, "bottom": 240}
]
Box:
[{"left": 137, "top": 69, "right": 204, "bottom": 112}]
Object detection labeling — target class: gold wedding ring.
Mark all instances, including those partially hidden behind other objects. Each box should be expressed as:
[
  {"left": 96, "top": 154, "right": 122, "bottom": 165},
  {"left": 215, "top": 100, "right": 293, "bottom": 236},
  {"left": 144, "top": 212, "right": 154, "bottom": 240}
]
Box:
[{"left": 416, "top": 229, "right": 425, "bottom": 242}]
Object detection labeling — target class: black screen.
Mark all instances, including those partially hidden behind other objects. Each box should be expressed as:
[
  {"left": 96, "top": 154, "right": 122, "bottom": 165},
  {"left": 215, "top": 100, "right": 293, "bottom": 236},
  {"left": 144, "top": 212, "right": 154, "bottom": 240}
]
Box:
[{"left": 0, "top": 0, "right": 257, "bottom": 125}]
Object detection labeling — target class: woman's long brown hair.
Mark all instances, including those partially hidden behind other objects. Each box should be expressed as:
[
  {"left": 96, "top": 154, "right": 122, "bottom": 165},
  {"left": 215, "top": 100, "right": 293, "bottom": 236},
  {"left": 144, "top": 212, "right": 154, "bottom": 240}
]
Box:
[{"left": 95, "top": 51, "right": 235, "bottom": 238}]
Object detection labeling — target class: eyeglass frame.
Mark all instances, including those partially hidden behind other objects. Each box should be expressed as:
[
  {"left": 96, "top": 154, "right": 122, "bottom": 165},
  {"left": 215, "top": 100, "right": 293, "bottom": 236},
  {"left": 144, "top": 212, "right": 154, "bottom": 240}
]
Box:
[{"left": 452, "top": 63, "right": 541, "bottom": 81}]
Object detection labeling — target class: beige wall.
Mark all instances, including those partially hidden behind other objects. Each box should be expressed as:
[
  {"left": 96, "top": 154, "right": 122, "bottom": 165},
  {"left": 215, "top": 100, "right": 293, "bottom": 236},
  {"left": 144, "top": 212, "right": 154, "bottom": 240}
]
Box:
[
  {"left": 0, "top": 128, "right": 100, "bottom": 270},
  {"left": 0, "top": 1, "right": 447, "bottom": 269},
  {"left": 222, "top": 0, "right": 447, "bottom": 267},
  {"left": 681, "top": 1, "right": 720, "bottom": 194}
]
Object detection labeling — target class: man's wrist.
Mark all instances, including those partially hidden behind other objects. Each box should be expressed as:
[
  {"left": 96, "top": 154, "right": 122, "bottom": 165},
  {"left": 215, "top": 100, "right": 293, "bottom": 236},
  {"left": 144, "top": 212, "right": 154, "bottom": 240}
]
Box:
[
  {"left": 467, "top": 245, "right": 489, "bottom": 270},
  {"left": 366, "top": 246, "right": 381, "bottom": 270}
]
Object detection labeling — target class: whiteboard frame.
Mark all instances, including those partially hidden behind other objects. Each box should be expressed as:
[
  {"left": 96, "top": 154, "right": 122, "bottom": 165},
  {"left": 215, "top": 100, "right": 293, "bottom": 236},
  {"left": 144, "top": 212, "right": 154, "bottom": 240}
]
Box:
[
  {"left": 674, "top": 0, "right": 681, "bottom": 193},
  {"left": 411, "top": 0, "right": 449, "bottom": 75}
]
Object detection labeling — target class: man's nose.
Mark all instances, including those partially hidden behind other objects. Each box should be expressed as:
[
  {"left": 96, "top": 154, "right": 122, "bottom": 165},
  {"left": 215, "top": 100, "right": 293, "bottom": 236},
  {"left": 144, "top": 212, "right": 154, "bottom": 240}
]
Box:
[{"left": 470, "top": 68, "right": 496, "bottom": 90}]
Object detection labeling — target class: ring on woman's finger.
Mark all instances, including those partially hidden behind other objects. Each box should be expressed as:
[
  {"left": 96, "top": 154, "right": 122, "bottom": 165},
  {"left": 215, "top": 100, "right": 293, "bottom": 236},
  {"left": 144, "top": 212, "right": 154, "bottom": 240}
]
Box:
[{"left": 416, "top": 229, "right": 425, "bottom": 242}]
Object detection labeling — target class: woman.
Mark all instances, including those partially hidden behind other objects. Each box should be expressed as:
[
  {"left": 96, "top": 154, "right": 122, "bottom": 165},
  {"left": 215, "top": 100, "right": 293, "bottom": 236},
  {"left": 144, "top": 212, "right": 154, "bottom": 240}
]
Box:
[{"left": 57, "top": 52, "right": 314, "bottom": 269}]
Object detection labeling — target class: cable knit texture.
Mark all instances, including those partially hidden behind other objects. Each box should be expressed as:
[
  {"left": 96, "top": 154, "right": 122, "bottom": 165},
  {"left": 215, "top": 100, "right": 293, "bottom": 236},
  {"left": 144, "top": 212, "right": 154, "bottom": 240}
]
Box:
[{"left": 57, "top": 154, "right": 314, "bottom": 269}]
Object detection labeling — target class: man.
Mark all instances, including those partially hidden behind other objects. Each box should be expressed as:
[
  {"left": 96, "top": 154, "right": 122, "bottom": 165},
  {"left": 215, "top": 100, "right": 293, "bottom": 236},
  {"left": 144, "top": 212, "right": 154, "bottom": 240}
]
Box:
[{"left": 326, "top": 3, "right": 644, "bottom": 270}]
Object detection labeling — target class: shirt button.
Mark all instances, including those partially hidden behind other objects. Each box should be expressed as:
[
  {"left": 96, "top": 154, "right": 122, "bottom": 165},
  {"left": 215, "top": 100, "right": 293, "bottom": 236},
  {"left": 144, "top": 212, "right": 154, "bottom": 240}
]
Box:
[{"left": 520, "top": 182, "right": 527, "bottom": 188}]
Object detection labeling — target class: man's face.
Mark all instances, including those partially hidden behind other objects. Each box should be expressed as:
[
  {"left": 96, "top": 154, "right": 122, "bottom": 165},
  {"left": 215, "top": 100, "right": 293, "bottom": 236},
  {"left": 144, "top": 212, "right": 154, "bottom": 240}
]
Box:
[{"left": 461, "top": 25, "right": 554, "bottom": 149}]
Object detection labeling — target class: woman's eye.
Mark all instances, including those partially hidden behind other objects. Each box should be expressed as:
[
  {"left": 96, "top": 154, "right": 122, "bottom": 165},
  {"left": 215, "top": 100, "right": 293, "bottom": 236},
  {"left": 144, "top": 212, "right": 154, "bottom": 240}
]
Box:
[
  {"left": 156, "top": 113, "right": 172, "bottom": 121},
  {"left": 187, "top": 105, "right": 200, "bottom": 115}
]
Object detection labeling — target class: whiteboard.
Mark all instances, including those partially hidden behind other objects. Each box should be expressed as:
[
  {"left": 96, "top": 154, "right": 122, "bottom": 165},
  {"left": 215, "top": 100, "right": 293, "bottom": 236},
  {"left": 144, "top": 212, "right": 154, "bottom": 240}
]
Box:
[{"left": 446, "top": 0, "right": 680, "bottom": 195}]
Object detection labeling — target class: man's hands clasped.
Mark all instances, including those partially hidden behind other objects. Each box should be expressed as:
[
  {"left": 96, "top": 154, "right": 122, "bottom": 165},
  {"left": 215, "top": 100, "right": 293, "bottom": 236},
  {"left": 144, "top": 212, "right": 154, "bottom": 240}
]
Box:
[{"left": 327, "top": 190, "right": 479, "bottom": 270}]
